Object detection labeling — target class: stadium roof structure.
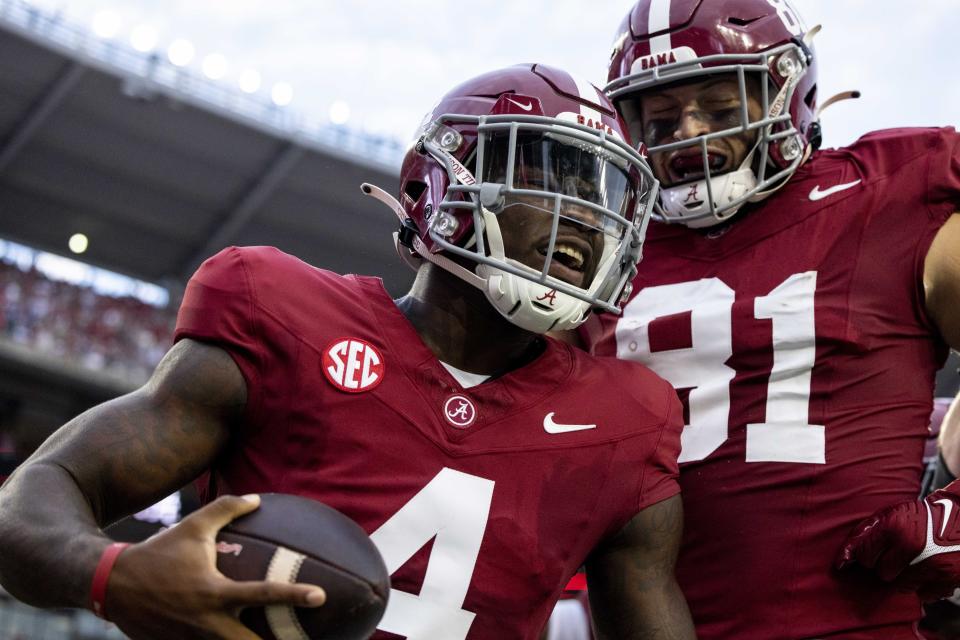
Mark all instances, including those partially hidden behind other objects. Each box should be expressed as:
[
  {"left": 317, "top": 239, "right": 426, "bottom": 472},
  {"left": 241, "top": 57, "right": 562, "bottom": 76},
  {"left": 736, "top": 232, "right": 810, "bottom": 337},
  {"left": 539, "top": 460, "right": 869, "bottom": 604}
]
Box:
[{"left": 0, "top": 0, "right": 413, "bottom": 295}]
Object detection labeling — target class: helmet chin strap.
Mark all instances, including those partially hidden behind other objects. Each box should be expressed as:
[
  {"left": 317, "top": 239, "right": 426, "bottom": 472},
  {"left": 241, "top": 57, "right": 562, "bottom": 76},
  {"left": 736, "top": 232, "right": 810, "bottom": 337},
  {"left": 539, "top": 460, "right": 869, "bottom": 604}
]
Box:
[
  {"left": 365, "top": 177, "right": 606, "bottom": 332},
  {"left": 363, "top": 136, "right": 519, "bottom": 294},
  {"left": 749, "top": 143, "right": 813, "bottom": 204},
  {"left": 360, "top": 182, "right": 487, "bottom": 290}
]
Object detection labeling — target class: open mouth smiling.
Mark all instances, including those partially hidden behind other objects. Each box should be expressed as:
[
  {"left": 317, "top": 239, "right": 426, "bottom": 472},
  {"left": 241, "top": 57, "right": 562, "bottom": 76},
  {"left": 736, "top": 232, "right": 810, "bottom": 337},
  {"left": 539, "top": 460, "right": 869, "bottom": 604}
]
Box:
[
  {"left": 667, "top": 149, "right": 728, "bottom": 183},
  {"left": 536, "top": 237, "right": 593, "bottom": 288}
]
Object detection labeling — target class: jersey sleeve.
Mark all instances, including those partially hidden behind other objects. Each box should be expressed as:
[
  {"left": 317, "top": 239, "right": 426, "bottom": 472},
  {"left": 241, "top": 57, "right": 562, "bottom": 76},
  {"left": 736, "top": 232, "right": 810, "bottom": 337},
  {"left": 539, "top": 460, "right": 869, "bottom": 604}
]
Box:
[
  {"left": 847, "top": 128, "right": 960, "bottom": 339},
  {"left": 637, "top": 382, "right": 683, "bottom": 510},
  {"left": 174, "top": 246, "right": 263, "bottom": 413},
  {"left": 852, "top": 127, "right": 960, "bottom": 221},
  {"left": 926, "top": 127, "right": 960, "bottom": 214}
]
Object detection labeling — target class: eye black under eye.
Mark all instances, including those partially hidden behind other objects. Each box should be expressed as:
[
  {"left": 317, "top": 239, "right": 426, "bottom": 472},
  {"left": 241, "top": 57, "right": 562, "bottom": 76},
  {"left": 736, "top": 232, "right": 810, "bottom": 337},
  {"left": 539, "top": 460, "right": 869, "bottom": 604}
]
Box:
[
  {"left": 708, "top": 108, "right": 746, "bottom": 128},
  {"left": 644, "top": 118, "right": 680, "bottom": 143}
]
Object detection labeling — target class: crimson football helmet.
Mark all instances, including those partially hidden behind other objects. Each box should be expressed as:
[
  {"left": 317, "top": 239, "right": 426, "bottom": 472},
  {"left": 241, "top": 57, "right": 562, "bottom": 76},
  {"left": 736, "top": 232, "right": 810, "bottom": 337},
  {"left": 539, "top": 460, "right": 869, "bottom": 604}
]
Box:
[
  {"left": 606, "top": 0, "right": 821, "bottom": 227},
  {"left": 364, "top": 64, "right": 658, "bottom": 333}
]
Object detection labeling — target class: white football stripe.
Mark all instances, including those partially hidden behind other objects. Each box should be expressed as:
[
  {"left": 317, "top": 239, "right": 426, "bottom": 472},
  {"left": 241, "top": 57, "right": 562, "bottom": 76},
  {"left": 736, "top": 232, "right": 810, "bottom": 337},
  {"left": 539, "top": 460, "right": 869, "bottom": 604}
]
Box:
[
  {"left": 265, "top": 547, "right": 309, "bottom": 640},
  {"left": 648, "top": 0, "right": 673, "bottom": 54}
]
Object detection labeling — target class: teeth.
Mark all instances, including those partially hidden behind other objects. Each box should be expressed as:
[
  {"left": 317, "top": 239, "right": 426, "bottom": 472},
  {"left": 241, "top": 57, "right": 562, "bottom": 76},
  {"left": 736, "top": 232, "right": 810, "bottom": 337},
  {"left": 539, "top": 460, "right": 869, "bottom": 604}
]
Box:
[{"left": 553, "top": 244, "right": 584, "bottom": 269}]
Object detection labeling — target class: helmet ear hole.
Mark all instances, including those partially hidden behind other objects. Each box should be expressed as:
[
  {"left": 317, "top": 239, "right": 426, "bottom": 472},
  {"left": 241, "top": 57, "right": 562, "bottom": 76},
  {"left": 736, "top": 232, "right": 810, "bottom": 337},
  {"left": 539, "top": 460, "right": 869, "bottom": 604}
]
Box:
[{"left": 403, "top": 180, "right": 428, "bottom": 203}]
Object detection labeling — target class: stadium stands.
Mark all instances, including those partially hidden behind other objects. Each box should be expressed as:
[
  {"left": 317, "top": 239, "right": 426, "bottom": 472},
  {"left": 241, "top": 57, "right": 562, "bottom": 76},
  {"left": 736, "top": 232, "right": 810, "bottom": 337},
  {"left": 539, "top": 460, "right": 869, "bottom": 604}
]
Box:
[
  {"left": 1, "top": 259, "right": 174, "bottom": 386},
  {"left": 0, "top": 1, "right": 407, "bottom": 635}
]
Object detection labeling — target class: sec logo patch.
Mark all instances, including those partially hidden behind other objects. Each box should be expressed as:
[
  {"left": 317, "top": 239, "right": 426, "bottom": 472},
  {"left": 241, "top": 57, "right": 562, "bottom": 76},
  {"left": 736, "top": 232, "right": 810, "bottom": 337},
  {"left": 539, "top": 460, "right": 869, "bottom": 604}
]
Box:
[{"left": 323, "top": 338, "right": 384, "bottom": 392}]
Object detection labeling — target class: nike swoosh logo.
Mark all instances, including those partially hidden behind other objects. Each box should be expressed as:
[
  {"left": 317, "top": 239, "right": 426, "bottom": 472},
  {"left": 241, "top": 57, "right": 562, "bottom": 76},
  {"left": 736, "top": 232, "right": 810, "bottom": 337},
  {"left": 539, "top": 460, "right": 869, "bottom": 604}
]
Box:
[
  {"left": 910, "top": 499, "right": 960, "bottom": 565},
  {"left": 506, "top": 97, "right": 533, "bottom": 112},
  {"left": 808, "top": 179, "right": 861, "bottom": 201},
  {"left": 543, "top": 412, "right": 596, "bottom": 434},
  {"left": 936, "top": 498, "right": 954, "bottom": 538}
]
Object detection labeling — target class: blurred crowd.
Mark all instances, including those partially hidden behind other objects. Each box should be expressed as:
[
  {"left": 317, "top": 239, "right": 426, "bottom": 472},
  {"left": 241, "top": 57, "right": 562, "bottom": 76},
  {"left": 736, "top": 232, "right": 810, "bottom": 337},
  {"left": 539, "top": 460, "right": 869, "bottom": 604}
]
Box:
[
  {"left": 0, "top": 259, "right": 176, "bottom": 639},
  {"left": 0, "top": 261, "right": 175, "bottom": 385},
  {"left": 0, "top": 592, "right": 126, "bottom": 640}
]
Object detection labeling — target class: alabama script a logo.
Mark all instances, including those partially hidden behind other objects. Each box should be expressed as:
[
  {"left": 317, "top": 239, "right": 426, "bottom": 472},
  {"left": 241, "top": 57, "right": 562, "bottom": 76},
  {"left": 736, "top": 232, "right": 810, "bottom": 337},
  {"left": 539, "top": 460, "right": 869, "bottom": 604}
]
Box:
[
  {"left": 444, "top": 394, "right": 477, "bottom": 429},
  {"left": 536, "top": 289, "right": 558, "bottom": 307}
]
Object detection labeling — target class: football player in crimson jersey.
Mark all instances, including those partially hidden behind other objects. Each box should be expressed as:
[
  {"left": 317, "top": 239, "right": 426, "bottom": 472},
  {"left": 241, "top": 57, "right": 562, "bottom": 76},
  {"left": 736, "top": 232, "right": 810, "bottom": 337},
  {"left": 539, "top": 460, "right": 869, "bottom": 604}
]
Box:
[
  {"left": 573, "top": 0, "right": 960, "bottom": 639},
  {"left": 0, "top": 64, "right": 697, "bottom": 640}
]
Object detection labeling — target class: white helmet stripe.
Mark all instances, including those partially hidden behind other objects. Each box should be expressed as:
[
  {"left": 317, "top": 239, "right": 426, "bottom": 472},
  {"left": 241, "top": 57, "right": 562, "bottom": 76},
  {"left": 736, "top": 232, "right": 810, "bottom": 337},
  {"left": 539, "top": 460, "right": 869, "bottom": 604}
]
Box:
[
  {"left": 568, "top": 72, "right": 604, "bottom": 126},
  {"left": 648, "top": 0, "right": 673, "bottom": 55}
]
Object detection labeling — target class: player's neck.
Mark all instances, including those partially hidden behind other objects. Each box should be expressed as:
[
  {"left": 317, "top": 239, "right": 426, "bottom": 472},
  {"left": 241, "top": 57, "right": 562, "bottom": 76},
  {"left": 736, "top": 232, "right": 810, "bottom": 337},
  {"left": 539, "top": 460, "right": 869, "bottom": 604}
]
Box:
[{"left": 396, "top": 265, "right": 545, "bottom": 376}]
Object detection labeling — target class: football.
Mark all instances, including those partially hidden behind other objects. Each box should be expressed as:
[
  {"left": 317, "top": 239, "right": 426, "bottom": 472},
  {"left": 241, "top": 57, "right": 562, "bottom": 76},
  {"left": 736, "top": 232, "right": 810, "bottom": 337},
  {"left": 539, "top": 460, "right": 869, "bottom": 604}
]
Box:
[{"left": 215, "top": 493, "right": 390, "bottom": 640}]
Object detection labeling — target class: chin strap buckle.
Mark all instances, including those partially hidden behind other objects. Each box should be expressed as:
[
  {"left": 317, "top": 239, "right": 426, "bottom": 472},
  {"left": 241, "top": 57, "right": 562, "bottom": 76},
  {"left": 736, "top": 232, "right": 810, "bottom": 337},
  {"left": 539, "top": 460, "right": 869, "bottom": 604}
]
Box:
[
  {"left": 397, "top": 217, "right": 420, "bottom": 249},
  {"left": 478, "top": 182, "right": 505, "bottom": 213}
]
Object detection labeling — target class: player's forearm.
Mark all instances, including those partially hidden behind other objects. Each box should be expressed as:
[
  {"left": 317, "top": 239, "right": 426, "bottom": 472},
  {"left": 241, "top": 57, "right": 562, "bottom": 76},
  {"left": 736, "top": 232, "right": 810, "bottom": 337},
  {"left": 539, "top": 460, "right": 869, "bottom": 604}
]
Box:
[
  {"left": 0, "top": 343, "right": 240, "bottom": 609},
  {"left": 0, "top": 461, "right": 110, "bottom": 608}
]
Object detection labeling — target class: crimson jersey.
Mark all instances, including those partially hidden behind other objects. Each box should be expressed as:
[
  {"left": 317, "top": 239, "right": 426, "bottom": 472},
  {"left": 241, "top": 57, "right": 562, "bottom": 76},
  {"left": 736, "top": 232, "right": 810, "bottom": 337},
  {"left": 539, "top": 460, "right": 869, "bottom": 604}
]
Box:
[
  {"left": 175, "top": 246, "right": 682, "bottom": 640},
  {"left": 582, "top": 127, "right": 960, "bottom": 639}
]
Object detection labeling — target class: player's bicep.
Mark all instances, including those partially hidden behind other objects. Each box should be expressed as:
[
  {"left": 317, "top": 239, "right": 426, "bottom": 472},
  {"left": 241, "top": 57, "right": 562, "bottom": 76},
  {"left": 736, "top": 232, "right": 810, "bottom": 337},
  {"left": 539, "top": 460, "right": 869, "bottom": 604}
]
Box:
[
  {"left": 585, "top": 494, "right": 694, "bottom": 639},
  {"left": 587, "top": 494, "right": 683, "bottom": 595},
  {"left": 925, "top": 213, "right": 960, "bottom": 349},
  {"left": 25, "top": 338, "right": 245, "bottom": 525}
]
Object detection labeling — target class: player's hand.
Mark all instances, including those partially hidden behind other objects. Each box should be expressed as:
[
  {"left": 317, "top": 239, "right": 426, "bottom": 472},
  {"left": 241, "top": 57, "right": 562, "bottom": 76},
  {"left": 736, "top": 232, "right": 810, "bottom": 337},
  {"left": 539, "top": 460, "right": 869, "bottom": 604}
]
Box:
[
  {"left": 105, "top": 494, "right": 326, "bottom": 640},
  {"left": 835, "top": 485, "right": 960, "bottom": 601}
]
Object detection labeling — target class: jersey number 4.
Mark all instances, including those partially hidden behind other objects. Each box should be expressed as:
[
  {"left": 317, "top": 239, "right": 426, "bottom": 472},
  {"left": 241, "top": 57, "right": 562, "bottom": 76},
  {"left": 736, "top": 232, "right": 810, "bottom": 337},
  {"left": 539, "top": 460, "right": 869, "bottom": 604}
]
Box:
[
  {"left": 617, "top": 272, "right": 824, "bottom": 465},
  {"left": 370, "top": 467, "right": 494, "bottom": 640}
]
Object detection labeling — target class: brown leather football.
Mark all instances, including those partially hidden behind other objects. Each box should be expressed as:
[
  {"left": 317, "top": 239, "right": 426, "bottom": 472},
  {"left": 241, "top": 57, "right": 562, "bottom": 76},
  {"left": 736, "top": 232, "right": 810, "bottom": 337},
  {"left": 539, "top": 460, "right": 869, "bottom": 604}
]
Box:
[{"left": 215, "top": 493, "right": 390, "bottom": 640}]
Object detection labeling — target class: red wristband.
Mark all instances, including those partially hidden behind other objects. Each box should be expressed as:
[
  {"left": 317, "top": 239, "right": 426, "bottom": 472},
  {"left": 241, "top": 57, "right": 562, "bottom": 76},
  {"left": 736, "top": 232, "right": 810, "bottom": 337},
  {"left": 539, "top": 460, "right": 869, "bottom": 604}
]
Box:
[{"left": 90, "top": 542, "right": 131, "bottom": 620}]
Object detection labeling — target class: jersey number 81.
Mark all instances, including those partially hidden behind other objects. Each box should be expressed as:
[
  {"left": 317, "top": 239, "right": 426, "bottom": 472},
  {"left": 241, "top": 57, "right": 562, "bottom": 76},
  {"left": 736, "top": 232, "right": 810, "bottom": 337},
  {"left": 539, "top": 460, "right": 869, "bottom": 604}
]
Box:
[{"left": 616, "top": 272, "right": 824, "bottom": 465}]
